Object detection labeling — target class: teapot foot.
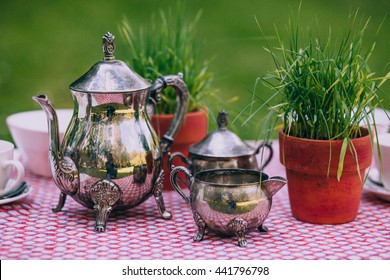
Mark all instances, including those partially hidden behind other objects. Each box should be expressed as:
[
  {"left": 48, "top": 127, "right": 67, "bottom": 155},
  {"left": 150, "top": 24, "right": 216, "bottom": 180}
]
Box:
[
  {"left": 193, "top": 212, "right": 206, "bottom": 242},
  {"left": 52, "top": 192, "right": 67, "bottom": 212},
  {"left": 258, "top": 224, "right": 268, "bottom": 233},
  {"left": 238, "top": 238, "right": 247, "bottom": 247},
  {"left": 228, "top": 217, "right": 248, "bottom": 247},
  {"left": 90, "top": 179, "right": 122, "bottom": 232},
  {"left": 153, "top": 170, "right": 172, "bottom": 220}
]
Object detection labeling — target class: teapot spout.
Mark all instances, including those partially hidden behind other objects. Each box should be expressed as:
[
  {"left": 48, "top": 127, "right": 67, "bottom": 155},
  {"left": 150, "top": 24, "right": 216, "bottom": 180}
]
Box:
[
  {"left": 32, "top": 94, "right": 79, "bottom": 196},
  {"left": 262, "top": 176, "right": 287, "bottom": 198},
  {"left": 32, "top": 94, "right": 60, "bottom": 156}
]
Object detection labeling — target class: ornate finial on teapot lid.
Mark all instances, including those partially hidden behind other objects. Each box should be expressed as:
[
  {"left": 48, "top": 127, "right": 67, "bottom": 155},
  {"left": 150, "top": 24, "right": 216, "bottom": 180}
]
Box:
[
  {"left": 217, "top": 110, "right": 228, "bottom": 131},
  {"left": 102, "top": 32, "right": 115, "bottom": 61},
  {"left": 70, "top": 31, "right": 151, "bottom": 92}
]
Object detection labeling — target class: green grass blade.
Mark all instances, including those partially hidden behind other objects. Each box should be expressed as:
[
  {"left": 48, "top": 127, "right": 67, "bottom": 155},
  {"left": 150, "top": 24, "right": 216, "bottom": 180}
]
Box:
[{"left": 337, "top": 138, "right": 348, "bottom": 181}]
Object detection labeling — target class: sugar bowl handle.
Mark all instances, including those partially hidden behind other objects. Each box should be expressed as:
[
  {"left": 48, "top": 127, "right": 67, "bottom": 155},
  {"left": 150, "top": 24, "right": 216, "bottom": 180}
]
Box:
[
  {"left": 170, "top": 166, "right": 193, "bottom": 203},
  {"left": 149, "top": 73, "right": 189, "bottom": 155},
  {"left": 168, "top": 152, "right": 189, "bottom": 172},
  {"left": 255, "top": 142, "right": 274, "bottom": 169}
]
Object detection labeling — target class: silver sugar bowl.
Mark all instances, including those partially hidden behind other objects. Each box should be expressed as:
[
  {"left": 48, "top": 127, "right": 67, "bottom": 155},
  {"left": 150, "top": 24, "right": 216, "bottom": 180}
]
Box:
[
  {"left": 170, "top": 167, "right": 286, "bottom": 247},
  {"left": 33, "top": 32, "right": 189, "bottom": 232},
  {"left": 169, "top": 110, "right": 273, "bottom": 174}
]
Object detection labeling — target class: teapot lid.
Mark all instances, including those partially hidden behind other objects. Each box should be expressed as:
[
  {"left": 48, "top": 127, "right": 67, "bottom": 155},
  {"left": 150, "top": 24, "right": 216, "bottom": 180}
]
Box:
[
  {"left": 70, "top": 32, "right": 151, "bottom": 93},
  {"left": 188, "top": 110, "right": 255, "bottom": 157}
]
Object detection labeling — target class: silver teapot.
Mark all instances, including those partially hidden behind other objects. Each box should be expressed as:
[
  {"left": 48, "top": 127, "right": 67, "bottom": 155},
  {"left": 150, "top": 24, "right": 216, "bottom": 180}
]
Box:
[
  {"left": 170, "top": 167, "right": 286, "bottom": 247},
  {"left": 33, "top": 32, "right": 189, "bottom": 232}
]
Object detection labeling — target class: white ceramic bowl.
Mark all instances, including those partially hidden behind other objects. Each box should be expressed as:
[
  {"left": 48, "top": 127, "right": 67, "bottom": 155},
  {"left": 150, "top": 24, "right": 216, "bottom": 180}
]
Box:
[
  {"left": 6, "top": 109, "right": 73, "bottom": 177},
  {"left": 360, "top": 108, "right": 390, "bottom": 135},
  {"left": 373, "top": 133, "right": 390, "bottom": 191},
  {"left": 372, "top": 108, "right": 390, "bottom": 134}
]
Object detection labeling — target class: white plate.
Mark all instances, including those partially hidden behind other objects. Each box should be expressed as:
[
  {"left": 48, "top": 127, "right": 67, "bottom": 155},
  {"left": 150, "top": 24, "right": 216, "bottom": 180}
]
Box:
[
  {"left": 0, "top": 183, "right": 32, "bottom": 205},
  {"left": 364, "top": 169, "right": 390, "bottom": 203}
]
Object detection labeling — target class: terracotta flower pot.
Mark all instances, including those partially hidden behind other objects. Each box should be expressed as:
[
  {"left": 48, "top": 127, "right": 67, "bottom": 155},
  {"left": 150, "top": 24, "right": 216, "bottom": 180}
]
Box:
[
  {"left": 279, "top": 128, "right": 372, "bottom": 224},
  {"left": 151, "top": 109, "right": 208, "bottom": 189}
]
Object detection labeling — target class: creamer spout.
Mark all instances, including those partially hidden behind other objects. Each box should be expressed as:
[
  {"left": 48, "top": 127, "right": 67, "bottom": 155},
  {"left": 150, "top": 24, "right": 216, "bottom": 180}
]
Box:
[{"left": 262, "top": 176, "right": 287, "bottom": 198}]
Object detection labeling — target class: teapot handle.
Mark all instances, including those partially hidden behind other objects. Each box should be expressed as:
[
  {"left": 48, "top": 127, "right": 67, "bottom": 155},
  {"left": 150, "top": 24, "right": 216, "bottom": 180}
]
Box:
[
  {"left": 149, "top": 73, "right": 189, "bottom": 155},
  {"left": 170, "top": 166, "right": 193, "bottom": 203}
]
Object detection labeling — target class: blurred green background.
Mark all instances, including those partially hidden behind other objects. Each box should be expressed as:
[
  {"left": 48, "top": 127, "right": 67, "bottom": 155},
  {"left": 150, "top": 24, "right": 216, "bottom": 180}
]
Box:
[{"left": 1, "top": 0, "right": 389, "bottom": 142}]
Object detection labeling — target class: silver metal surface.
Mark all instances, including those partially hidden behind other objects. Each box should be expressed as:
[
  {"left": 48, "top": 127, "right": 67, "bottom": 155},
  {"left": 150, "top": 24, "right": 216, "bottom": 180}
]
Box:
[
  {"left": 189, "top": 110, "right": 255, "bottom": 157},
  {"left": 168, "top": 110, "right": 273, "bottom": 174},
  {"left": 70, "top": 33, "right": 151, "bottom": 93},
  {"left": 148, "top": 73, "right": 189, "bottom": 154},
  {"left": 32, "top": 32, "right": 189, "bottom": 232},
  {"left": 170, "top": 167, "right": 286, "bottom": 247}
]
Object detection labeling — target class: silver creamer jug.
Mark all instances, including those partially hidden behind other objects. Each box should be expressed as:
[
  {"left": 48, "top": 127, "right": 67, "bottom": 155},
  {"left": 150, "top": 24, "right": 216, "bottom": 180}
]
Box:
[{"left": 33, "top": 32, "right": 189, "bottom": 232}]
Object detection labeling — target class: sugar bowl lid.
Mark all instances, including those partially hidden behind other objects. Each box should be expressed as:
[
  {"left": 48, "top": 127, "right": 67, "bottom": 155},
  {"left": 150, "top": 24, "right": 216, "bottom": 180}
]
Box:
[
  {"left": 189, "top": 110, "right": 255, "bottom": 157},
  {"left": 70, "top": 32, "right": 151, "bottom": 93}
]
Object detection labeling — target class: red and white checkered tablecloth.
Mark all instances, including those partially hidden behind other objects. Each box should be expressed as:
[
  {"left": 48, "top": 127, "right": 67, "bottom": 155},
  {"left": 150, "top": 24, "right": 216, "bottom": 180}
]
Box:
[{"left": 0, "top": 142, "right": 389, "bottom": 260}]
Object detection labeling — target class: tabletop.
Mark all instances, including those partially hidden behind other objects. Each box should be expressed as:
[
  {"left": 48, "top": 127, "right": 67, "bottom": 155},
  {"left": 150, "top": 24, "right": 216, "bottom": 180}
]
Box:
[{"left": 0, "top": 142, "right": 389, "bottom": 260}]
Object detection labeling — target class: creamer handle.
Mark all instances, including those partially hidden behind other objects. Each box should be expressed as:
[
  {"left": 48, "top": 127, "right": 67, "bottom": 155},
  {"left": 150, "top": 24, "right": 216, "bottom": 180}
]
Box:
[{"left": 170, "top": 166, "right": 193, "bottom": 203}]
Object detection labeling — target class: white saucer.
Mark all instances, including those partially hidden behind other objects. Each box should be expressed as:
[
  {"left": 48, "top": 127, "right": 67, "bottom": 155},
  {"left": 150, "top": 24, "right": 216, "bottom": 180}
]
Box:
[
  {"left": 0, "top": 182, "right": 32, "bottom": 205},
  {"left": 364, "top": 169, "right": 390, "bottom": 203}
]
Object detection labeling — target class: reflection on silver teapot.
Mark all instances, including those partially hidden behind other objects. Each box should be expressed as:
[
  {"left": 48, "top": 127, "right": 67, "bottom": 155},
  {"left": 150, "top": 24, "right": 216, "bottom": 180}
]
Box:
[{"left": 33, "top": 32, "right": 189, "bottom": 232}]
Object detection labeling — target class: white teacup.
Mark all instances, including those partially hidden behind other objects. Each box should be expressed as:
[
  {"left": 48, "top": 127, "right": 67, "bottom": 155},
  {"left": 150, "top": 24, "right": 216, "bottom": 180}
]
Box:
[
  {"left": 373, "top": 133, "right": 390, "bottom": 191},
  {"left": 0, "top": 140, "right": 25, "bottom": 197}
]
